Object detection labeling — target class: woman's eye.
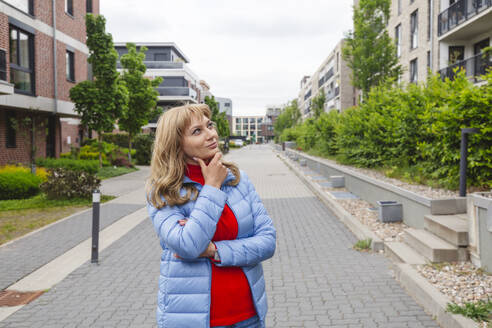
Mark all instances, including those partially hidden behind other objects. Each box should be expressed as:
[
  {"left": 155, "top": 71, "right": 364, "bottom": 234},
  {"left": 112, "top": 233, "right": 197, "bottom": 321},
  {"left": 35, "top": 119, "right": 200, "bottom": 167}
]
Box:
[
  {"left": 208, "top": 123, "right": 214, "bottom": 129},
  {"left": 192, "top": 128, "right": 200, "bottom": 135}
]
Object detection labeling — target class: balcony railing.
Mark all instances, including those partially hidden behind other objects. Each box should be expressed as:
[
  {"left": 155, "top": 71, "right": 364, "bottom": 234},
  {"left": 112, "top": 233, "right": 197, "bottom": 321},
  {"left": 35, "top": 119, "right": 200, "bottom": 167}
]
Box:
[
  {"left": 439, "top": 52, "right": 491, "bottom": 81},
  {"left": 117, "top": 61, "right": 184, "bottom": 69},
  {"left": 438, "top": 0, "right": 492, "bottom": 36},
  {"left": 156, "top": 87, "right": 197, "bottom": 98}
]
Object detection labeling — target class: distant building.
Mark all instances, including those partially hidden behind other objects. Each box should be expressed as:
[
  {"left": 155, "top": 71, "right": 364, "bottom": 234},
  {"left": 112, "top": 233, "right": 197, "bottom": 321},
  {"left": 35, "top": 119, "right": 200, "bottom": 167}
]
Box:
[
  {"left": 259, "top": 106, "right": 281, "bottom": 142},
  {"left": 0, "top": 0, "right": 100, "bottom": 165},
  {"left": 297, "top": 39, "right": 355, "bottom": 120},
  {"left": 115, "top": 42, "right": 205, "bottom": 132},
  {"left": 232, "top": 116, "right": 264, "bottom": 143},
  {"left": 215, "top": 97, "right": 232, "bottom": 133}
]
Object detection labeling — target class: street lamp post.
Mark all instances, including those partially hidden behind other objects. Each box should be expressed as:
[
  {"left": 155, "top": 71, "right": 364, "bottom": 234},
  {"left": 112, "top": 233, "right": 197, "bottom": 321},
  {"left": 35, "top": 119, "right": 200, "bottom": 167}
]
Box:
[{"left": 459, "top": 128, "right": 480, "bottom": 197}]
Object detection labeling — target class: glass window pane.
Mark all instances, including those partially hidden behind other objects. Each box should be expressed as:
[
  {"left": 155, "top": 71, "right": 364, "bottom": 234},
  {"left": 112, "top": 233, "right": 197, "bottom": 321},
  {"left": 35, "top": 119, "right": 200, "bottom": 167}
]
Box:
[
  {"left": 11, "top": 68, "right": 32, "bottom": 92},
  {"left": 19, "top": 32, "right": 30, "bottom": 68},
  {"left": 9, "top": 29, "right": 18, "bottom": 65}
]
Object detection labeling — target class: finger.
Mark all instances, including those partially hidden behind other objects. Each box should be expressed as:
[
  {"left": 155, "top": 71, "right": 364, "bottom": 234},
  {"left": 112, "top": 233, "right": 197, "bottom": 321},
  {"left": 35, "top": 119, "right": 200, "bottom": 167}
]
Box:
[{"left": 210, "top": 152, "right": 222, "bottom": 165}]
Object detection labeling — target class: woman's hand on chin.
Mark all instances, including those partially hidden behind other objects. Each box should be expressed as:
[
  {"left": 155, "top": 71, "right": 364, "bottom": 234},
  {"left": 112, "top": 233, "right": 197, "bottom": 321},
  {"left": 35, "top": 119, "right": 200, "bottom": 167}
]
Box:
[{"left": 194, "top": 152, "right": 227, "bottom": 189}]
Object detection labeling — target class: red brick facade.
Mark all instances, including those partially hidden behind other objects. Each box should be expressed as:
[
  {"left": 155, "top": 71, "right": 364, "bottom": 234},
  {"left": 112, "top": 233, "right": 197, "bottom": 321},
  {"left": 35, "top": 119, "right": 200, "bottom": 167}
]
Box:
[
  {"left": 0, "top": 0, "right": 99, "bottom": 165},
  {"left": 0, "top": 111, "right": 61, "bottom": 165}
]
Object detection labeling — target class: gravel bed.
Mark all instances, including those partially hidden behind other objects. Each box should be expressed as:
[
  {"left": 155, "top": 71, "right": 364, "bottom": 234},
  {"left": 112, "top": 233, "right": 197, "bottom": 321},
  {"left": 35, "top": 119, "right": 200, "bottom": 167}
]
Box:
[
  {"left": 336, "top": 199, "right": 407, "bottom": 242},
  {"left": 417, "top": 262, "right": 492, "bottom": 305}
]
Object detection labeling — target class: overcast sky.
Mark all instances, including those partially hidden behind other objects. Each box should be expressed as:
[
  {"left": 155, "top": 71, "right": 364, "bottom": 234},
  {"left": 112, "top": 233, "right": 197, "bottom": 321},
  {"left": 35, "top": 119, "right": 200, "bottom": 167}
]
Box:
[{"left": 101, "top": 1, "right": 354, "bottom": 116}]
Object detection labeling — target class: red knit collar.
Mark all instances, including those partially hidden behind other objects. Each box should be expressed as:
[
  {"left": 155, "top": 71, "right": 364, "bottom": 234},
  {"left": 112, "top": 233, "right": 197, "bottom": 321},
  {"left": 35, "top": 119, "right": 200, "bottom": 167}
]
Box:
[{"left": 186, "top": 163, "right": 203, "bottom": 180}]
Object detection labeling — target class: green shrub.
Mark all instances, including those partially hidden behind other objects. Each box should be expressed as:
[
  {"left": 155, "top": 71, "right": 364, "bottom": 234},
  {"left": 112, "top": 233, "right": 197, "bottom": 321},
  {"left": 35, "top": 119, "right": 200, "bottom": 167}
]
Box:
[
  {"left": 0, "top": 172, "right": 42, "bottom": 200},
  {"left": 102, "top": 133, "right": 130, "bottom": 148},
  {"left": 134, "top": 134, "right": 154, "bottom": 165},
  {"left": 446, "top": 299, "right": 492, "bottom": 322},
  {"left": 35, "top": 158, "right": 101, "bottom": 174},
  {"left": 60, "top": 152, "right": 71, "bottom": 159},
  {"left": 79, "top": 151, "right": 107, "bottom": 161},
  {"left": 40, "top": 168, "right": 101, "bottom": 200}
]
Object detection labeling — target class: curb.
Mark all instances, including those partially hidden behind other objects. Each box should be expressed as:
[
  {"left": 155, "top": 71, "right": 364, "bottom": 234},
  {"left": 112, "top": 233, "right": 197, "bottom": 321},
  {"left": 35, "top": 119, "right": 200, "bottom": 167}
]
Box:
[
  {"left": 394, "top": 264, "right": 478, "bottom": 328},
  {"left": 277, "top": 150, "right": 479, "bottom": 328}
]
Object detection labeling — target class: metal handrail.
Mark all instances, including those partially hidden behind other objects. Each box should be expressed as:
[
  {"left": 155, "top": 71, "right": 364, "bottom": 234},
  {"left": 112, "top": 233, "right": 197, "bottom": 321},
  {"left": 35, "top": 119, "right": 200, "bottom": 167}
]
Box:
[
  {"left": 439, "top": 51, "right": 491, "bottom": 81},
  {"left": 438, "top": 0, "right": 491, "bottom": 36}
]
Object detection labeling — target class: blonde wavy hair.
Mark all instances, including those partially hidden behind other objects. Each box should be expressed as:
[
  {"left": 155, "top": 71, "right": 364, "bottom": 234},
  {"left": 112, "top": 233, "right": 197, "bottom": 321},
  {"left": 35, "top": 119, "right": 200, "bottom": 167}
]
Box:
[{"left": 146, "top": 104, "right": 240, "bottom": 209}]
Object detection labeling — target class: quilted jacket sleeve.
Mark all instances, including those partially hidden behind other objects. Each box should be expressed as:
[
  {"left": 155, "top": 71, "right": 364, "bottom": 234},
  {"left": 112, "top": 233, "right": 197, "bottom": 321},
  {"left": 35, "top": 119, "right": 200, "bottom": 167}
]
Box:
[
  {"left": 147, "top": 185, "right": 227, "bottom": 259},
  {"left": 213, "top": 172, "right": 276, "bottom": 267}
]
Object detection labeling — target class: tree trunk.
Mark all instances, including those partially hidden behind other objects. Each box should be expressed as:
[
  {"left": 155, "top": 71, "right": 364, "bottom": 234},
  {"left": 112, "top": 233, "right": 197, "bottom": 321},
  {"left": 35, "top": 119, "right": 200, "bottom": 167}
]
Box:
[
  {"left": 98, "top": 133, "right": 103, "bottom": 169},
  {"left": 128, "top": 134, "right": 132, "bottom": 164}
]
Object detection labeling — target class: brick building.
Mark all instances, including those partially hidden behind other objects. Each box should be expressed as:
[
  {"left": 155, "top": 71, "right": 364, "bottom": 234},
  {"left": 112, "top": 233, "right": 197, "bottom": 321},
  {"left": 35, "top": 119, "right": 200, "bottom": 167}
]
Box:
[{"left": 0, "top": 0, "right": 99, "bottom": 166}]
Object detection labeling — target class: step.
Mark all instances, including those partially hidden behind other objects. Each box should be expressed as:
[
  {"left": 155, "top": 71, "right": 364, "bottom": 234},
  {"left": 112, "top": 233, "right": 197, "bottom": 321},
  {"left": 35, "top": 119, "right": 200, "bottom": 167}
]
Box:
[
  {"left": 403, "top": 228, "right": 462, "bottom": 262},
  {"left": 424, "top": 214, "right": 468, "bottom": 247},
  {"left": 385, "top": 242, "right": 427, "bottom": 265}
]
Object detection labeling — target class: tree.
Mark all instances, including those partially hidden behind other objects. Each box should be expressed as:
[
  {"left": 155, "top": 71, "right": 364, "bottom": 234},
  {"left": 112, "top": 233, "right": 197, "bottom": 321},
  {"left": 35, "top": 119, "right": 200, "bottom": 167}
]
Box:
[
  {"left": 274, "top": 99, "right": 301, "bottom": 139},
  {"left": 118, "top": 43, "right": 162, "bottom": 162},
  {"left": 205, "top": 96, "right": 230, "bottom": 138},
  {"left": 311, "top": 90, "right": 326, "bottom": 119},
  {"left": 342, "top": 0, "right": 402, "bottom": 95},
  {"left": 69, "top": 14, "right": 128, "bottom": 167}
]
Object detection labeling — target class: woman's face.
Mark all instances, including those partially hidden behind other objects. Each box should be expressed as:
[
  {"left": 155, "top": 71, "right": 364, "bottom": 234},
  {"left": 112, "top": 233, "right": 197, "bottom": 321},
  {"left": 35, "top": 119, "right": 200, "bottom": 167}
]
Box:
[{"left": 182, "top": 114, "right": 219, "bottom": 164}]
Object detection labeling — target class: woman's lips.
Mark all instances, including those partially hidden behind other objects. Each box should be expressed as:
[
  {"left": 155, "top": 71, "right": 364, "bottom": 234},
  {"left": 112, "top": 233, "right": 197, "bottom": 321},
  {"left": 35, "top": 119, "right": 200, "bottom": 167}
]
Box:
[{"left": 207, "top": 142, "right": 217, "bottom": 149}]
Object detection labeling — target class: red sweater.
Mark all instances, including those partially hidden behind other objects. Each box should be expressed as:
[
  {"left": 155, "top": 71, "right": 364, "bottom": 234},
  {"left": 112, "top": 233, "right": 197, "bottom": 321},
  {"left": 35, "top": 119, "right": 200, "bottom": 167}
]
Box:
[{"left": 186, "top": 164, "right": 257, "bottom": 326}]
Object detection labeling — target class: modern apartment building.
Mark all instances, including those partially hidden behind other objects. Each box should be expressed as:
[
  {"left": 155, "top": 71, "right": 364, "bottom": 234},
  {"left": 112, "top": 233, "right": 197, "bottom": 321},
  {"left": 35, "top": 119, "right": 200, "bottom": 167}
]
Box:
[
  {"left": 297, "top": 39, "right": 355, "bottom": 120},
  {"left": 385, "top": 0, "right": 491, "bottom": 83},
  {"left": 232, "top": 116, "right": 263, "bottom": 142},
  {"left": 115, "top": 42, "right": 206, "bottom": 132},
  {"left": 215, "top": 96, "right": 232, "bottom": 133},
  {"left": 259, "top": 106, "right": 281, "bottom": 142},
  {"left": 0, "top": 0, "right": 99, "bottom": 165}
]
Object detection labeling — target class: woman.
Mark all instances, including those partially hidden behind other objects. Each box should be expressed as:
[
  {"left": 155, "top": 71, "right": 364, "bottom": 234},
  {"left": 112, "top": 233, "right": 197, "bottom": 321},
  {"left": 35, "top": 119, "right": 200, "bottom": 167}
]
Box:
[{"left": 146, "top": 104, "right": 276, "bottom": 328}]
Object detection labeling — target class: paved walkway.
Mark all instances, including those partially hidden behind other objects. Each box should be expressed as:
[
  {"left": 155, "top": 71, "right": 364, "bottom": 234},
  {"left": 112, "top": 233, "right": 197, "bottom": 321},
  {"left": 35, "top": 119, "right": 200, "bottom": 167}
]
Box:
[
  {"left": 0, "top": 146, "right": 439, "bottom": 327},
  {"left": 0, "top": 167, "right": 149, "bottom": 290}
]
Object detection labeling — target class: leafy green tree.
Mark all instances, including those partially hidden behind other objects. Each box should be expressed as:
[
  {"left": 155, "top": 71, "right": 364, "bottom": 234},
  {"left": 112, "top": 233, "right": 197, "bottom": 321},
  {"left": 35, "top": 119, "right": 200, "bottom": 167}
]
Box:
[
  {"left": 311, "top": 90, "right": 326, "bottom": 118},
  {"left": 274, "top": 99, "right": 301, "bottom": 140},
  {"left": 118, "top": 43, "right": 163, "bottom": 162},
  {"left": 205, "top": 96, "right": 230, "bottom": 138},
  {"left": 70, "top": 14, "right": 128, "bottom": 167},
  {"left": 342, "top": 0, "right": 402, "bottom": 95}
]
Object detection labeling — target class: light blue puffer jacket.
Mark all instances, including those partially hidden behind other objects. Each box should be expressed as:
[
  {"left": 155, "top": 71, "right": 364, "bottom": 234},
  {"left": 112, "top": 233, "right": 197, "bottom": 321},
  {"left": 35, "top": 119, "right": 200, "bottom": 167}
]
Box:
[{"left": 147, "top": 169, "right": 276, "bottom": 328}]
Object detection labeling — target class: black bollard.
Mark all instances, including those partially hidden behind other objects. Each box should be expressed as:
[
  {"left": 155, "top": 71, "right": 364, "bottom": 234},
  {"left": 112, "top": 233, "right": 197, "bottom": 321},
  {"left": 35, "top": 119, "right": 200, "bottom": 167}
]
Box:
[
  {"left": 91, "top": 189, "right": 100, "bottom": 263},
  {"left": 459, "top": 128, "right": 479, "bottom": 197}
]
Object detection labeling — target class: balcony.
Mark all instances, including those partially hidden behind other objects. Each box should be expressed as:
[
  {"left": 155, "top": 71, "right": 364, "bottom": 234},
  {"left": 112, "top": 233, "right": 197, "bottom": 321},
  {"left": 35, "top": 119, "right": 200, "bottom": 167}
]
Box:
[
  {"left": 156, "top": 87, "right": 197, "bottom": 99},
  {"left": 438, "top": 0, "right": 492, "bottom": 38},
  {"left": 117, "top": 61, "right": 184, "bottom": 69},
  {"left": 439, "top": 52, "right": 491, "bottom": 81}
]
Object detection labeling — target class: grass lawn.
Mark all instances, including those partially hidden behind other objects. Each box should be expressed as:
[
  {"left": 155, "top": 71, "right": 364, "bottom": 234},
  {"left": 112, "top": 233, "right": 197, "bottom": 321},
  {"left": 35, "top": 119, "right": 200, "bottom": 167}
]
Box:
[
  {"left": 0, "top": 193, "right": 115, "bottom": 245},
  {"left": 96, "top": 166, "right": 138, "bottom": 180}
]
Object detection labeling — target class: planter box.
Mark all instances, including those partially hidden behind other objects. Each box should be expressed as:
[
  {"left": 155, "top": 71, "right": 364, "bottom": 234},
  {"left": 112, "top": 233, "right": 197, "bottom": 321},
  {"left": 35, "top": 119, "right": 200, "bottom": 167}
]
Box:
[
  {"left": 377, "top": 201, "right": 403, "bottom": 223},
  {"left": 330, "top": 176, "right": 345, "bottom": 188},
  {"left": 468, "top": 192, "right": 492, "bottom": 270}
]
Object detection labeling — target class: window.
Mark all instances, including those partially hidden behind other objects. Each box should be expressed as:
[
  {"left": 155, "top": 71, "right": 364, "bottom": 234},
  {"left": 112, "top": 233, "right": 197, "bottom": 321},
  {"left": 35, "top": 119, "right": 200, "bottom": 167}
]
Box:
[
  {"left": 410, "top": 58, "right": 418, "bottom": 83},
  {"left": 235, "top": 125, "right": 240, "bottom": 131},
  {"left": 427, "top": 51, "right": 431, "bottom": 68},
  {"left": 65, "top": 0, "right": 73, "bottom": 16},
  {"left": 427, "top": 0, "right": 431, "bottom": 40},
  {"left": 3, "top": 0, "right": 34, "bottom": 15},
  {"left": 395, "top": 24, "right": 402, "bottom": 57},
  {"left": 410, "top": 10, "right": 418, "bottom": 49},
  {"left": 224, "top": 102, "right": 231, "bottom": 107},
  {"left": 0, "top": 50, "right": 6, "bottom": 81},
  {"left": 66, "top": 50, "right": 75, "bottom": 82},
  {"left": 154, "top": 53, "right": 168, "bottom": 61},
  {"left": 235, "top": 118, "right": 240, "bottom": 124},
  {"left": 449, "top": 46, "right": 465, "bottom": 64},
  {"left": 9, "top": 25, "right": 35, "bottom": 95},
  {"left": 242, "top": 118, "right": 248, "bottom": 123},
  {"left": 86, "top": 0, "right": 93, "bottom": 13},
  {"left": 6, "top": 111, "right": 16, "bottom": 148}
]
